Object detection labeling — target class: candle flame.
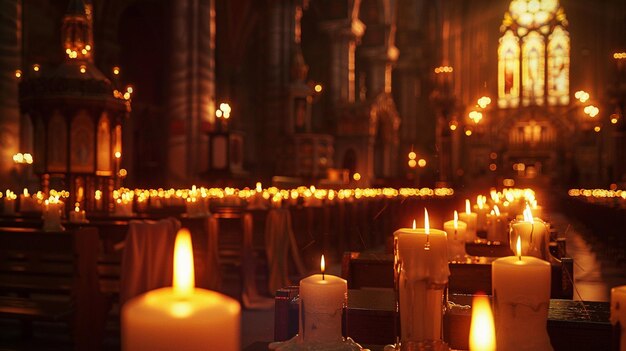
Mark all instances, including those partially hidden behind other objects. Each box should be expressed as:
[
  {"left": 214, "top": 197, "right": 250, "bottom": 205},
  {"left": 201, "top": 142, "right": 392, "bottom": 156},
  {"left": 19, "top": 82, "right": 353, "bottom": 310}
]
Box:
[
  {"left": 173, "top": 228, "right": 195, "bottom": 294},
  {"left": 465, "top": 199, "right": 471, "bottom": 215},
  {"left": 320, "top": 254, "right": 325, "bottom": 274},
  {"left": 523, "top": 204, "right": 533, "bottom": 223},
  {"left": 516, "top": 235, "right": 522, "bottom": 260},
  {"left": 469, "top": 295, "right": 496, "bottom": 351},
  {"left": 424, "top": 208, "right": 430, "bottom": 235},
  {"left": 23, "top": 188, "right": 29, "bottom": 197},
  {"left": 412, "top": 219, "right": 416, "bottom": 230},
  {"left": 453, "top": 210, "right": 458, "bottom": 229},
  {"left": 494, "top": 205, "right": 500, "bottom": 216}
]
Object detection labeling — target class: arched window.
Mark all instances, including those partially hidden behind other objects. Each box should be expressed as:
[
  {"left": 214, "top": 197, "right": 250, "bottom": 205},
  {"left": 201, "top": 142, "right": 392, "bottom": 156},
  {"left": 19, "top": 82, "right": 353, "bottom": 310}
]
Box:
[
  {"left": 498, "top": 0, "right": 569, "bottom": 108},
  {"left": 522, "top": 31, "right": 545, "bottom": 106},
  {"left": 498, "top": 30, "right": 520, "bottom": 108},
  {"left": 547, "top": 26, "right": 570, "bottom": 105}
]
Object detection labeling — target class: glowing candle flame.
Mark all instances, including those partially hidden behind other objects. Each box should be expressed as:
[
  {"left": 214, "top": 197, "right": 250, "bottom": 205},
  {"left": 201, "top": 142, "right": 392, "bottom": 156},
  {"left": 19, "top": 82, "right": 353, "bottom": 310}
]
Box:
[
  {"left": 523, "top": 204, "right": 533, "bottom": 223},
  {"left": 424, "top": 208, "right": 430, "bottom": 235},
  {"left": 256, "top": 182, "right": 262, "bottom": 193},
  {"left": 173, "top": 228, "right": 195, "bottom": 295},
  {"left": 516, "top": 235, "right": 522, "bottom": 260},
  {"left": 412, "top": 219, "right": 416, "bottom": 230},
  {"left": 494, "top": 205, "right": 500, "bottom": 216},
  {"left": 321, "top": 254, "right": 325, "bottom": 274},
  {"left": 469, "top": 295, "right": 496, "bottom": 351},
  {"left": 23, "top": 188, "right": 29, "bottom": 197},
  {"left": 465, "top": 199, "right": 471, "bottom": 215},
  {"left": 454, "top": 210, "right": 459, "bottom": 230}
]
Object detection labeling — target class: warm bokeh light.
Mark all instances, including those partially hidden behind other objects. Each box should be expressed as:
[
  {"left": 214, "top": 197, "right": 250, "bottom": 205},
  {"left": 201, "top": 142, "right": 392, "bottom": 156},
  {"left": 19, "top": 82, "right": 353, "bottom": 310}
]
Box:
[
  {"left": 79, "top": 65, "right": 86, "bottom": 74},
  {"left": 352, "top": 172, "right": 361, "bottom": 181},
  {"left": 114, "top": 151, "right": 121, "bottom": 159},
  {"left": 113, "top": 66, "right": 120, "bottom": 75},
  {"left": 173, "top": 228, "right": 195, "bottom": 295},
  {"left": 408, "top": 151, "right": 416, "bottom": 160},
  {"left": 418, "top": 159, "right": 426, "bottom": 168},
  {"left": 489, "top": 163, "right": 497, "bottom": 171},
  {"left": 594, "top": 126, "right": 601, "bottom": 132},
  {"left": 434, "top": 65, "right": 454, "bottom": 73},
  {"left": 14, "top": 70, "right": 21, "bottom": 78},
  {"left": 32, "top": 64, "right": 40, "bottom": 72},
  {"left": 449, "top": 122, "right": 458, "bottom": 131},
  {"left": 614, "top": 52, "right": 626, "bottom": 59},
  {"left": 465, "top": 129, "right": 473, "bottom": 136},
  {"left": 408, "top": 159, "right": 417, "bottom": 168},
  {"left": 469, "top": 295, "right": 496, "bottom": 351},
  {"left": 314, "top": 84, "right": 323, "bottom": 93}
]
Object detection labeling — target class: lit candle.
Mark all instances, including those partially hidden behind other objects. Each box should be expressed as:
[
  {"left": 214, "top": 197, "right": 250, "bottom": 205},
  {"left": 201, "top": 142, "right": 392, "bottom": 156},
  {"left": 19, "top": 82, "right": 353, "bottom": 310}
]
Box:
[
  {"left": 611, "top": 285, "right": 626, "bottom": 351},
  {"left": 469, "top": 295, "right": 496, "bottom": 351},
  {"left": 42, "top": 197, "right": 64, "bottom": 231},
  {"left": 510, "top": 205, "right": 550, "bottom": 260},
  {"left": 69, "top": 202, "right": 87, "bottom": 223},
  {"left": 298, "top": 255, "right": 347, "bottom": 343},
  {"left": 122, "top": 228, "right": 240, "bottom": 351},
  {"left": 486, "top": 205, "right": 508, "bottom": 243},
  {"left": 443, "top": 210, "right": 468, "bottom": 261},
  {"left": 394, "top": 209, "right": 449, "bottom": 342},
  {"left": 473, "top": 196, "right": 490, "bottom": 232},
  {"left": 459, "top": 199, "right": 478, "bottom": 242},
  {"left": 492, "top": 236, "right": 552, "bottom": 351},
  {"left": 3, "top": 190, "right": 16, "bottom": 215}
]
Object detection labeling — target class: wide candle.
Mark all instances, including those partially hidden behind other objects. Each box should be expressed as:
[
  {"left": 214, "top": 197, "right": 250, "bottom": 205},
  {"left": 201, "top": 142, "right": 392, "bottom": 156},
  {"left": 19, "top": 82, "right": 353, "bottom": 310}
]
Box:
[
  {"left": 122, "top": 228, "right": 240, "bottom": 351},
  {"left": 611, "top": 285, "right": 626, "bottom": 351},
  {"left": 299, "top": 255, "right": 347, "bottom": 343},
  {"left": 510, "top": 205, "right": 550, "bottom": 260},
  {"left": 492, "top": 236, "right": 552, "bottom": 351},
  {"left": 394, "top": 209, "right": 449, "bottom": 342},
  {"left": 443, "top": 210, "right": 468, "bottom": 261},
  {"left": 459, "top": 199, "right": 477, "bottom": 242}
]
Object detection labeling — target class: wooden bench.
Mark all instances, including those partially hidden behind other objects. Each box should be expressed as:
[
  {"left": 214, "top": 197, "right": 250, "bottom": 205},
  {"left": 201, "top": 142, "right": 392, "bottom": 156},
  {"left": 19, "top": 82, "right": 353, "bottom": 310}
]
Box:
[{"left": 0, "top": 227, "right": 110, "bottom": 350}]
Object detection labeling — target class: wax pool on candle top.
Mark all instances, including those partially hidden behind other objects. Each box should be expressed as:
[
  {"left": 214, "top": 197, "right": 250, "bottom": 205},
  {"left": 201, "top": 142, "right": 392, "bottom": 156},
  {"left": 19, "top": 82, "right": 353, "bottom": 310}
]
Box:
[{"left": 122, "top": 228, "right": 240, "bottom": 351}]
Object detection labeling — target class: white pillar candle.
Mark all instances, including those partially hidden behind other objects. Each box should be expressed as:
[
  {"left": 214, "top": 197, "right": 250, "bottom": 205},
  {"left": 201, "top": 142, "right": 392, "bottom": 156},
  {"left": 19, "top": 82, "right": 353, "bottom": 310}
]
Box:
[
  {"left": 443, "top": 211, "right": 468, "bottom": 261},
  {"left": 122, "top": 228, "right": 240, "bottom": 351},
  {"left": 42, "top": 198, "right": 64, "bottom": 231},
  {"left": 473, "top": 200, "right": 489, "bottom": 232},
  {"left": 492, "top": 237, "right": 552, "bottom": 351},
  {"left": 3, "top": 190, "right": 16, "bottom": 215},
  {"left": 459, "top": 199, "right": 477, "bottom": 242},
  {"left": 299, "top": 255, "right": 347, "bottom": 343},
  {"left": 394, "top": 209, "right": 449, "bottom": 342},
  {"left": 510, "top": 206, "right": 550, "bottom": 260},
  {"left": 486, "top": 205, "right": 508, "bottom": 243},
  {"left": 611, "top": 285, "right": 626, "bottom": 351}
]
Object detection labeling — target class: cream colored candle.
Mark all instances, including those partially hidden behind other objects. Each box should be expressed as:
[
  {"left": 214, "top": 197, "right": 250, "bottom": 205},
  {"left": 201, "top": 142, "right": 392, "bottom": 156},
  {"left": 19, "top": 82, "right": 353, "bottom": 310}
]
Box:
[
  {"left": 122, "top": 229, "right": 240, "bottom": 351},
  {"left": 42, "top": 198, "right": 64, "bottom": 231},
  {"left": 299, "top": 255, "right": 347, "bottom": 343},
  {"left": 459, "top": 199, "right": 477, "bottom": 242},
  {"left": 486, "top": 205, "right": 508, "bottom": 243},
  {"left": 69, "top": 203, "right": 87, "bottom": 223},
  {"left": 492, "top": 237, "right": 552, "bottom": 351},
  {"left": 510, "top": 206, "right": 550, "bottom": 260},
  {"left": 394, "top": 209, "right": 449, "bottom": 342},
  {"left": 473, "top": 197, "right": 489, "bottom": 232},
  {"left": 3, "top": 190, "right": 16, "bottom": 215},
  {"left": 443, "top": 211, "right": 468, "bottom": 261},
  {"left": 611, "top": 285, "right": 626, "bottom": 351}
]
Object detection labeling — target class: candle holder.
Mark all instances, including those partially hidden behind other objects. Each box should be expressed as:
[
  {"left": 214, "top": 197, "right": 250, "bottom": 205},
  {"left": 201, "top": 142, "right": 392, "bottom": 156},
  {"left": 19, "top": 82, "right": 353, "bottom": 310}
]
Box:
[{"left": 390, "top": 230, "right": 449, "bottom": 349}]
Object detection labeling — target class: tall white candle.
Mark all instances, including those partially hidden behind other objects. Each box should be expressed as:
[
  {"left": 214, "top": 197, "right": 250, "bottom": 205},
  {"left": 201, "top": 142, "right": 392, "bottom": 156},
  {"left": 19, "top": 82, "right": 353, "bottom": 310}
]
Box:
[
  {"left": 611, "top": 285, "right": 626, "bottom": 351},
  {"left": 473, "top": 196, "right": 489, "bottom": 232},
  {"left": 443, "top": 211, "right": 468, "bottom": 261},
  {"left": 492, "top": 236, "right": 552, "bottom": 351},
  {"left": 122, "top": 228, "right": 240, "bottom": 351},
  {"left": 299, "top": 255, "right": 347, "bottom": 343},
  {"left": 486, "top": 205, "right": 508, "bottom": 243},
  {"left": 394, "top": 209, "right": 449, "bottom": 342},
  {"left": 459, "top": 199, "right": 478, "bottom": 242}
]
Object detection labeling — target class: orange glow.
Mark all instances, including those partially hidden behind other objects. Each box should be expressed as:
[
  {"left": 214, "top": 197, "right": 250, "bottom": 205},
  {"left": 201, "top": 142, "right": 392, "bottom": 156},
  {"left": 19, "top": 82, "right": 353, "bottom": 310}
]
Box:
[
  {"left": 113, "top": 66, "right": 120, "bottom": 75},
  {"left": 33, "top": 64, "right": 40, "bottom": 72},
  {"left": 523, "top": 204, "right": 533, "bottom": 222},
  {"left": 408, "top": 151, "right": 417, "bottom": 160},
  {"left": 256, "top": 182, "right": 262, "bottom": 192},
  {"left": 353, "top": 172, "right": 361, "bottom": 181},
  {"left": 465, "top": 129, "right": 473, "bottom": 136},
  {"left": 469, "top": 295, "right": 496, "bottom": 351},
  {"left": 314, "top": 84, "right": 323, "bottom": 93},
  {"left": 418, "top": 159, "right": 426, "bottom": 168},
  {"left": 114, "top": 151, "right": 121, "bottom": 159},
  {"left": 516, "top": 235, "right": 522, "bottom": 260},
  {"left": 14, "top": 70, "right": 21, "bottom": 78},
  {"left": 424, "top": 208, "right": 430, "bottom": 235},
  {"left": 494, "top": 205, "right": 500, "bottom": 216},
  {"left": 454, "top": 210, "right": 458, "bottom": 230},
  {"left": 79, "top": 65, "right": 86, "bottom": 74},
  {"left": 320, "top": 255, "right": 325, "bottom": 274},
  {"left": 173, "top": 228, "right": 195, "bottom": 295},
  {"left": 594, "top": 126, "right": 601, "bottom": 132},
  {"left": 408, "top": 159, "right": 417, "bottom": 168}
]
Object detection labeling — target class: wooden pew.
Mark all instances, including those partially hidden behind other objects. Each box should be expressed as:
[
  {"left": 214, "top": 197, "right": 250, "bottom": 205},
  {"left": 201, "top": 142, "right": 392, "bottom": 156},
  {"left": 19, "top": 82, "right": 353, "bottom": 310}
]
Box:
[{"left": 0, "top": 227, "right": 110, "bottom": 350}]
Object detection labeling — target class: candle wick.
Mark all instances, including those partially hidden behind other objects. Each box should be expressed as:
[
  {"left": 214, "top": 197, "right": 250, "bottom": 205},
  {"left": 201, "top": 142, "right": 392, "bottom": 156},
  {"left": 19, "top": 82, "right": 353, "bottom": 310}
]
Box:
[
  {"left": 322, "top": 272, "right": 325, "bottom": 280},
  {"left": 454, "top": 229, "right": 457, "bottom": 240}
]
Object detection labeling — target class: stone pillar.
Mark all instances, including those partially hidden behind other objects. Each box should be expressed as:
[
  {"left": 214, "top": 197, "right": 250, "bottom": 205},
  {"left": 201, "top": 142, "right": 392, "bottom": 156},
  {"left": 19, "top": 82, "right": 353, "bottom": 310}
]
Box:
[
  {"left": 168, "top": 0, "right": 214, "bottom": 184},
  {"left": 0, "top": 0, "right": 21, "bottom": 187}
]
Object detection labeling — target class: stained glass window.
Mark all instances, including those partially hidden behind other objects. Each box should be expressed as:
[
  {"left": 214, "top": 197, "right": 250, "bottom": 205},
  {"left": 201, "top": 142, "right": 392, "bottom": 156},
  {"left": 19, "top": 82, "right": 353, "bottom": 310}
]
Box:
[
  {"left": 522, "top": 31, "right": 545, "bottom": 106},
  {"left": 498, "top": 30, "right": 520, "bottom": 108},
  {"left": 547, "top": 26, "right": 570, "bottom": 105}
]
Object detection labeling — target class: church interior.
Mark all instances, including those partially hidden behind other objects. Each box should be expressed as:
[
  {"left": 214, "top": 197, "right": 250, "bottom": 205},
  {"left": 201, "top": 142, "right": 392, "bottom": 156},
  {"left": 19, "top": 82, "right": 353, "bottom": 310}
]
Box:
[{"left": 1, "top": 0, "right": 626, "bottom": 350}]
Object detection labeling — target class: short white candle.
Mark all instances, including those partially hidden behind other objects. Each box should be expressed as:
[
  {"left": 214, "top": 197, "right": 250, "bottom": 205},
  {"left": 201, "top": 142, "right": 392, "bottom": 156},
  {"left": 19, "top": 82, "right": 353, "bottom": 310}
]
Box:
[
  {"left": 394, "top": 209, "right": 449, "bottom": 342},
  {"left": 492, "top": 236, "right": 552, "bottom": 351},
  {"left": 122, "top": 228, "right": 240, "bottom": 351},
  {"left": 510, "top": 205, "right": 549, "bottom": 260},
  {"left": 473, "top": 199, "right": 489, "bottom": 232},
  {"left": 299, "top": 255, "right": 347, "bottom": 343},
  {"left": 611, "top": 285, "right": 626, "bottom": 351},
  {"left": 486, "top": 205, "right": 508, "bottom": 243},
  {"left": 459, "top": 199, "right": 477, "bottom": 242},
  {"left": 443, "top": 210, "right": 468, "bottom": 261}
]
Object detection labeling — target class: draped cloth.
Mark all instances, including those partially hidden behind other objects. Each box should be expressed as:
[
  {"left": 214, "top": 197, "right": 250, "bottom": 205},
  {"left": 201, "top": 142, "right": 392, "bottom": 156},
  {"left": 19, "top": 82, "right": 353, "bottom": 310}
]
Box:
[
  {"left": 264, "top": 208, "right": 306, "bottom": 296},
  {"left": 119, "top": 218, "right": 181, "bottom": 306}
]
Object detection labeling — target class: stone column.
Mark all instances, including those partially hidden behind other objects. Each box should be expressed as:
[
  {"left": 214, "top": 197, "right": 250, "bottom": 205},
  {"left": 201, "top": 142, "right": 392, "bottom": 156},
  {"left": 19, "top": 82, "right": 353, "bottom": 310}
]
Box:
[
  {"left": 168, "top": 0, "right": 214, "bottom": 184},
  {"left": 0, "top": 0, "right": 21, "bottom": 187}
]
